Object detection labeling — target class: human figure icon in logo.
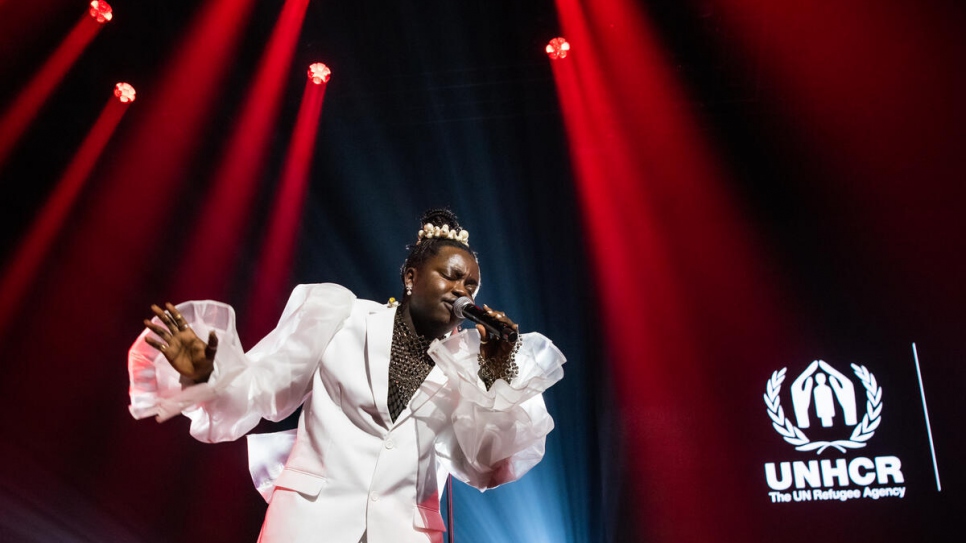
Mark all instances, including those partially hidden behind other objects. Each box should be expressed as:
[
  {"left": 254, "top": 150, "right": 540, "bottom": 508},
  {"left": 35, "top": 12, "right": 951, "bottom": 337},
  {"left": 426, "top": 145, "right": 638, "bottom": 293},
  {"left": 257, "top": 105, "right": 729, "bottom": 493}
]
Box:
[
  {"left": 818, "top": 360, "right": 858, "bottom": 426},
  {"left": 790, "top": 360, "right": 859, "bottom": 429},
  {"left": 813, "top": 373, "right": 836, "bottom": 427}
]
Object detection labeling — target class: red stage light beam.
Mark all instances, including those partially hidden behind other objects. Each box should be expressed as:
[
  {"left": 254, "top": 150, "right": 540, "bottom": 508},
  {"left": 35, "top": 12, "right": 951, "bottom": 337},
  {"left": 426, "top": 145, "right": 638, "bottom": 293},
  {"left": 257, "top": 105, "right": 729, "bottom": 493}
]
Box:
[
  {"left": 176, "top": 64, "right": 325, "bottom": 542},
  {"left": 0, "top": 8, "right": 106, "bottom": 170},
  {"left": 242, "top": 75, "right": 327, "bottom": 340},
  {"left": 170, "top": 0, "right": 311, "bottom": 302},
  {"left": 0, "top": 91, "right": 130, "bottom": 336},
  {"left": 552, "top": 0, "right": 789, "bottom": 540}
]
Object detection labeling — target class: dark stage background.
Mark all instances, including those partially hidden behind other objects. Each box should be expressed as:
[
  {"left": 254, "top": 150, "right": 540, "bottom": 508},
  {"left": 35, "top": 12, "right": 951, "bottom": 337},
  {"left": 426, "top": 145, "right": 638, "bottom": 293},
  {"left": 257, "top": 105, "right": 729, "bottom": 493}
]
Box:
[{"left": 1, "top": 1, "right": 964, "bottom": 542}]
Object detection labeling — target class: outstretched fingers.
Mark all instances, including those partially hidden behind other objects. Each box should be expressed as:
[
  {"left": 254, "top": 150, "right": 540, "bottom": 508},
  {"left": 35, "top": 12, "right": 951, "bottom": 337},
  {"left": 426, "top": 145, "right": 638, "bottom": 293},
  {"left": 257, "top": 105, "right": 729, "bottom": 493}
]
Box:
[
  {"left": 150, "top": 304, "right": 177, "bottom": 334},
  {"left": 205, "top": 330, "right": 219, "bottom": 360},
  {"left": 145, "top": 302, "right": 194, "bottom": 358},
  {"left": 142, "top": 330, "right": 168, "bottom": 353},
  {"left": 164, "top": 302, "right": 190, "bottom": 331},
  {"left": 144, "top": 318, "right": 171, "bottom": 341}
]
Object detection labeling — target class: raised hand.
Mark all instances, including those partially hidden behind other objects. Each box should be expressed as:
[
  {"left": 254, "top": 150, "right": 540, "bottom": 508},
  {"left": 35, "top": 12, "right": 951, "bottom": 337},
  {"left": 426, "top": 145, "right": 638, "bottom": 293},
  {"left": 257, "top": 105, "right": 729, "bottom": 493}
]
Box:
[
  {"left": 143, "top": 302, "right": 218, "bottom": 383},
  {"left": 475, "top": 304, "right": 520, "bottom": 389},
  {"left": 476, "top": 304, "right": 519, "bottom": 360}
]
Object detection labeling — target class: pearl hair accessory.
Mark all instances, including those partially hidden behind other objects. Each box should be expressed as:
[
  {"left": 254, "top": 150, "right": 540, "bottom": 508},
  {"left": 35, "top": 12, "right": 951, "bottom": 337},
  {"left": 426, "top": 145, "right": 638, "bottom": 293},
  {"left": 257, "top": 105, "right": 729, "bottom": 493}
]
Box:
[{"left": 417, "top": 223, "right": 469, "bottom": 246}]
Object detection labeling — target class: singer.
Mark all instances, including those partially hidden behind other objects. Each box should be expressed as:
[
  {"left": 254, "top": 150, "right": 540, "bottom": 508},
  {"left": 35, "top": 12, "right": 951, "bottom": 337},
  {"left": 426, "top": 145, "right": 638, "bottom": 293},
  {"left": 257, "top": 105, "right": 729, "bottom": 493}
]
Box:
[{"left": 127, "top": 208, "right": 565, "bottom": 543}]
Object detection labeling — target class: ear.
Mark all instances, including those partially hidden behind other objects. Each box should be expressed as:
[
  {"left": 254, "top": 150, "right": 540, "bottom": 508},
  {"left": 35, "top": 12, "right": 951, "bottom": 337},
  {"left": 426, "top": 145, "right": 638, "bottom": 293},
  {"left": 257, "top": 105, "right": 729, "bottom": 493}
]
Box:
[{"left": 404, "top": 266, "right": 417, "bottom": 287}]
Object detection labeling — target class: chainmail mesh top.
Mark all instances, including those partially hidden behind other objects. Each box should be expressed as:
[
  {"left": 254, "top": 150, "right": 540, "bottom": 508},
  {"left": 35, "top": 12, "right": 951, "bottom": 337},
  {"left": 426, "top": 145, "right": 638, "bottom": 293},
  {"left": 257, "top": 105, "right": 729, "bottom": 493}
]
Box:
[{"left": 386, "top": 309, "right": 435, "bottom": 422}]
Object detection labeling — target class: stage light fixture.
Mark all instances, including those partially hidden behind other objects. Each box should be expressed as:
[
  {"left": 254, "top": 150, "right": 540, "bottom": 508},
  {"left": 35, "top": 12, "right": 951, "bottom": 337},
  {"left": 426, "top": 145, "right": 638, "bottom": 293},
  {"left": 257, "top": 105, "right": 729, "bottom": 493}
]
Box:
[
  {"left": 89, "top": 1, "right": 113, "bottom": 24},
  {"left": 114, "top": 82, "right": 135, "bottom": 103},
  {"left": 545, "top": 37, "right": 570, "bottom": 59},
  {"left": 308, "top": 62, "right": 331, "bottom": 84}
]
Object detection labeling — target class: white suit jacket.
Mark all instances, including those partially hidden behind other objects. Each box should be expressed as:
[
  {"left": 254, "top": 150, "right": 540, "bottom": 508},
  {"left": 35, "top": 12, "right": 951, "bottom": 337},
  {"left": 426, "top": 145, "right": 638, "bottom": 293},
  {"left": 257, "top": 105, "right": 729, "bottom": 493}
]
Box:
[{"left": 128, "top": 283, "right": 566, "bottom": 543}]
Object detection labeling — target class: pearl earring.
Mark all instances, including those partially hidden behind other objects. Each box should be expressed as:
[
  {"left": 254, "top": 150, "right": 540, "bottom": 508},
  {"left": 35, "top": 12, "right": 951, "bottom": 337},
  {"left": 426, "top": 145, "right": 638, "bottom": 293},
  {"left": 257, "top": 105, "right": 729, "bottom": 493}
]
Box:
[{"left": 406, "top": 284, "right": 412, "bottom": 296}]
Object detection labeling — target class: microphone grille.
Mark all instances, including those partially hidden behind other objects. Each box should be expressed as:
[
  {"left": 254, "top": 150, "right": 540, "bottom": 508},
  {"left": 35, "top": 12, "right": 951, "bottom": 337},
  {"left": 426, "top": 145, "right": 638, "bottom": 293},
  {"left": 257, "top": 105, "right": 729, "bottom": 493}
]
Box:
[{"left": 452, "top": 297, "right": 473, "bottom": 318}]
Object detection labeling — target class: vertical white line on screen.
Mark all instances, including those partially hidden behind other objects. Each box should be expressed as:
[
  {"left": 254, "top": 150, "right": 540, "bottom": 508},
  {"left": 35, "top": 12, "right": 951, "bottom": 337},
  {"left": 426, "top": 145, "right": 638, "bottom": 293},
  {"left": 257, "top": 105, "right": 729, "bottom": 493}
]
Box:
[{"left": 912, "top": 342, "right": 941, "bottom": 491}]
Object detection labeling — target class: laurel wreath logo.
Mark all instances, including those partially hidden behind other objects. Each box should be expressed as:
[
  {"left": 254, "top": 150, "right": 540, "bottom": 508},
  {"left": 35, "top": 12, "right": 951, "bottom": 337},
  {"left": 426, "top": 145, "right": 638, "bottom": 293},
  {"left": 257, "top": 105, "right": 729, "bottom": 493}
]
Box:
[{"left": 764, "top": 364, "right": 882, "bottom": 454}]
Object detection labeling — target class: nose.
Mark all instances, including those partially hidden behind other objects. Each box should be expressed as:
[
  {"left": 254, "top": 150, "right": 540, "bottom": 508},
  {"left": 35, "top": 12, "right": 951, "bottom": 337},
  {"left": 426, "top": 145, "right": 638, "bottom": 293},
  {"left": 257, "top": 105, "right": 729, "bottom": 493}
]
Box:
[{"left": 453, "top": 281, "right": 471, "bottom": 300}]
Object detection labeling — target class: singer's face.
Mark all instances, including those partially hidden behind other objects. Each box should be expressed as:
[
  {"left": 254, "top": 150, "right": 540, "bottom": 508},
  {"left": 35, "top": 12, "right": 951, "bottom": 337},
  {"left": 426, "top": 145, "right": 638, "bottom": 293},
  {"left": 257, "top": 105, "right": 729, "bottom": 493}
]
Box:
[{"left": 406, "top": 245, "right": 480, "bottom": 339}]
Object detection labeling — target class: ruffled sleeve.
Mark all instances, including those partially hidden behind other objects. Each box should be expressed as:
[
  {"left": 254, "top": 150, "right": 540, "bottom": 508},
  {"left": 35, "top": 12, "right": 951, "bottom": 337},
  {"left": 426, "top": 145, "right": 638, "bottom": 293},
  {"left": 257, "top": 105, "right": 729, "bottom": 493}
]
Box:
[
  {"left": 127, "top": 283, "right": 355, "bottom": 443},
  {"left": 423, "top": 330, "right": 565, "bottom": 489}
]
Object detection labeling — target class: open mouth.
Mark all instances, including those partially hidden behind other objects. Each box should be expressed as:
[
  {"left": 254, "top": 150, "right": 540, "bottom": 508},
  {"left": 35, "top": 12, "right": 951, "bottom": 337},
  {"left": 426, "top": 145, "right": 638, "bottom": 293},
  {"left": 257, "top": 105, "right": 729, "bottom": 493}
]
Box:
[{"left": 442, "top": 299, "right": 461, "bottom": 319}]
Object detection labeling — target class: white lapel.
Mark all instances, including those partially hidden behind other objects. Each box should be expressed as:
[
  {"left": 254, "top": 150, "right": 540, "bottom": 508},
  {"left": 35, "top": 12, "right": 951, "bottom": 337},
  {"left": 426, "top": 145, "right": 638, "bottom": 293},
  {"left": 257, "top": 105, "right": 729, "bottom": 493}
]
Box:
[{"left": 365, "top": 307, "right": 396, "bottom": 429}]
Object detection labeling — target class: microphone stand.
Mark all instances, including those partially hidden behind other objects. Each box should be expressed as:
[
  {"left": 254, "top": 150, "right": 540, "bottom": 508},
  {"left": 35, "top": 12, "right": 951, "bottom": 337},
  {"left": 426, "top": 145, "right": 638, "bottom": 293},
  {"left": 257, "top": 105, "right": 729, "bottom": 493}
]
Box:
[{"left": 447, "top": 475, "right": 455, "bottom": 543}]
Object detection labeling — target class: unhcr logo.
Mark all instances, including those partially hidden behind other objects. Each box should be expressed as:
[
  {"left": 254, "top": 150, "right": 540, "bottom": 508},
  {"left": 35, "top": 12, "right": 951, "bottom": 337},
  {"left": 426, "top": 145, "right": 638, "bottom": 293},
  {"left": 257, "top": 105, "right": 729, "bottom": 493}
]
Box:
[{"left": 762, "top": 360, "right": 905, "bottom": 504}]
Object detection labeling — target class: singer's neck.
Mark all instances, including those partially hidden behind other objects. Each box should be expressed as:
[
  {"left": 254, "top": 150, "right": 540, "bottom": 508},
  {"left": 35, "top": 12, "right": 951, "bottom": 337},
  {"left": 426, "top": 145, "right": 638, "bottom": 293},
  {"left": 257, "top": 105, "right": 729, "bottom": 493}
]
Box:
[{"left": 398, "top": 300, "right": 448, "bottom": 340}]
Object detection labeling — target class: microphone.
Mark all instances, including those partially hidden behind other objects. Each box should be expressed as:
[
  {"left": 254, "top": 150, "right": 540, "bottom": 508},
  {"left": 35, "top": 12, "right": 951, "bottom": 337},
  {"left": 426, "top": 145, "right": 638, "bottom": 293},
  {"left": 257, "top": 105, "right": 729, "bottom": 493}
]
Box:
[{"left": 452, "top": 297, "right": 518, "bottom": 342}]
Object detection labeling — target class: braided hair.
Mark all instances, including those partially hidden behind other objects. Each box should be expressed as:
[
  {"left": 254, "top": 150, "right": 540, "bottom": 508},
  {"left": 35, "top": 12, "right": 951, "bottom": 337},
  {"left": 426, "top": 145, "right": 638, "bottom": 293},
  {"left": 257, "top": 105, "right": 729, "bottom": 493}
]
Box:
[{"left": 399, "top": 208, "right": 478, "bottom": 290}]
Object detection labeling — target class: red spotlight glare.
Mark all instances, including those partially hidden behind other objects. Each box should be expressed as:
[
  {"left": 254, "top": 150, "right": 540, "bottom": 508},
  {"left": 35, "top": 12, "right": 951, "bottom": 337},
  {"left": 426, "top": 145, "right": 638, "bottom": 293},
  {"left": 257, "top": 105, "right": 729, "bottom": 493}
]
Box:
[
  {"left": 307, "top": 62, "right": 331, "bottom": 85},
  {"left": 546, "top": 37, "right": 570, "bottom": 59},
  {"left": 114, "top": 82, "right": 135, "bottom": 103},
  {"left": 89, "top": 1, "right": 113, "bottom": 24}
]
